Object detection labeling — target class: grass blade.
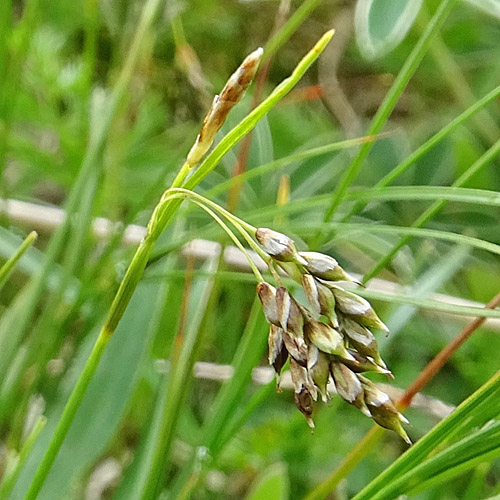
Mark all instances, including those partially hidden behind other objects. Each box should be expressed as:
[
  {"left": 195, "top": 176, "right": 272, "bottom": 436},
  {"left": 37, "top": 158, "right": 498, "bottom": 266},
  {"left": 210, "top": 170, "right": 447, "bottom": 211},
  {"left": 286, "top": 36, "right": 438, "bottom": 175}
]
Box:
[
  {"left": 171, "top": 298, "right": 268, "bottom": 498},
  {"left": 363, "top": 136, "right": 500, "bottom": 282},
  {"left": 138, "top": 256, "right": 218, "bottom": 500},
  {"left": 342, "top": 82, "right": 500, "bottom": 221},
  {"left": 0, "top": 230, "right": 37, "bottom": 293},
  {"left": 352, "top": 369, "right": 500, "bottom": 500},
  {"left": 363, "top": 421, "right": 500, "bottom": 499}
]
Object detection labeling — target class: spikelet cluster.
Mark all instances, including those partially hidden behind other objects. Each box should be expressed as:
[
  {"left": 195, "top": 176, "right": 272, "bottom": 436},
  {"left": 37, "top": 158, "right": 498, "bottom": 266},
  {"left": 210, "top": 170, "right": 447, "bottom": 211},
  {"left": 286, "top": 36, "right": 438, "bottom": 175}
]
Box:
[{"left": 255, "top": 228, "right": 410, "bottom": 444}]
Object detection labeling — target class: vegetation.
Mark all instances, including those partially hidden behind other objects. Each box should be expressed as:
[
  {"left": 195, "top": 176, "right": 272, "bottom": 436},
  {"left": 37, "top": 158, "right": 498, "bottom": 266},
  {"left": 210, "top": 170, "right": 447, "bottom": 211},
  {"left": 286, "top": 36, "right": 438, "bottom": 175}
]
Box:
[{"left": 1, "top": 0, "right": 500, "bottom": 499}]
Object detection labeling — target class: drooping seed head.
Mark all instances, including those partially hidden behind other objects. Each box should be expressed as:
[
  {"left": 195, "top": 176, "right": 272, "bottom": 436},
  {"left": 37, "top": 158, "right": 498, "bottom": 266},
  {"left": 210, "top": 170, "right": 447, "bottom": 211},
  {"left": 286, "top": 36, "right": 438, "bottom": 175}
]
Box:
[
  {"left": 276, "top": 287, "right": 304, "bottom": 337},
  {"left": 299, "top": 251, "right": 359, "bottom": 283},
  {"left": 256, "top": 282, "right": 279, "bottom": 326}
]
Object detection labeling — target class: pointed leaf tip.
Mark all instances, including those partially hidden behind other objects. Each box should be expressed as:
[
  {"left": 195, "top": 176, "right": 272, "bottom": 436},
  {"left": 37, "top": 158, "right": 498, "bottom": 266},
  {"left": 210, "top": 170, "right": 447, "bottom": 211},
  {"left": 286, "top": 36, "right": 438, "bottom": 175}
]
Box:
[{"left": 311, "top": 30, "right": 335, "bottom": 56}]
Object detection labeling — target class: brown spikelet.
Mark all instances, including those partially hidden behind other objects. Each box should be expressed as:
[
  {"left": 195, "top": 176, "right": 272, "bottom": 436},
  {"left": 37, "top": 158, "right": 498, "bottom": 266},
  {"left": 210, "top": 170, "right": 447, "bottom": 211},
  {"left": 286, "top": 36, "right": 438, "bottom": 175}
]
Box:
[
  {"left": 255, "top": 225, "right": 409, "bottom": 441},
  {"left": 186, "top": 47, "right": 263, "bottom": 167}
]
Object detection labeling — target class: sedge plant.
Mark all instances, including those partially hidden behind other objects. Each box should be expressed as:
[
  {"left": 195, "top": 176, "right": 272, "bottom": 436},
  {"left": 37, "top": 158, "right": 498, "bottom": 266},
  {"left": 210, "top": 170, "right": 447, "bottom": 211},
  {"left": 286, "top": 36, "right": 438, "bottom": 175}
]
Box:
[
  {"left": 22, "top": 29, "right": 336, "bottom": 500},
  {"left": 8, "top": 1, "right": 500, "bottom": 497}
]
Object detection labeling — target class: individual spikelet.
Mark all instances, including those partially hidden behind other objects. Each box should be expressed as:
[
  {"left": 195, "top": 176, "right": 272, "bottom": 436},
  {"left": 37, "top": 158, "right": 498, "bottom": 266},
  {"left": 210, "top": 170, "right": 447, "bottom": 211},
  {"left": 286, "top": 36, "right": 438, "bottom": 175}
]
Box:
[{"left": 186, "top": 47, "right": 263, "bottom": 167}]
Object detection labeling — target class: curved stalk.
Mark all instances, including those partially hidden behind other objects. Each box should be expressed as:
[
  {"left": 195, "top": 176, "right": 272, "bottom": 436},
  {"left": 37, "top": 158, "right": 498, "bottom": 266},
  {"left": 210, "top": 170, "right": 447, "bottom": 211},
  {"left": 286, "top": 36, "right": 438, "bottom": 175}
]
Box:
[{"left": 187, "top": 199, "right": 264, "bottom": 282}]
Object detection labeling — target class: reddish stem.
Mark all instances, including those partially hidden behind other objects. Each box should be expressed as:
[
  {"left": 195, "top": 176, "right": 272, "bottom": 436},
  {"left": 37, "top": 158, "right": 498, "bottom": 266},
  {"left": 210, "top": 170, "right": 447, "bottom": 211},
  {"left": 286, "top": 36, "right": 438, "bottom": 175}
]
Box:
[{"left": 398, "top": 289, "right": 500, "bottom": 409}]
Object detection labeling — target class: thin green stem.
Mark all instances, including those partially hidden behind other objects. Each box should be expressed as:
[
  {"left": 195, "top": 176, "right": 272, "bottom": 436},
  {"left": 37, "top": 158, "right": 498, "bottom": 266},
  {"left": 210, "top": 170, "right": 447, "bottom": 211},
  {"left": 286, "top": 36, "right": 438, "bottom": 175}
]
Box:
[
  {"left": 184, "top": 30, "right": 335, "bottom": 190},
  {"left": 171, "top": 14, "right": 187, "bottom": 47},
  {"left": 161, "top": 188, "right": 268, "bottom": 264},
  {"left": 189, "top": 199, "right": 264, "bottom": 282},
  {"left": 171, "top": 160, "right": 191, "bottom": 188},
  {"left": 82, "top": 0, "right": 98, "bottom": 96},
  {"left": 165, "top": 188, "right": 257, "bottom": 234},
  {"left": 363, "top": 135, "right": 500, "bottom": 283},
  {"left": 313, "top": 0, "right": 456, "bottom": 247},
  {"left": 0, "top": 231, "right": 37, "bottom": 292}
]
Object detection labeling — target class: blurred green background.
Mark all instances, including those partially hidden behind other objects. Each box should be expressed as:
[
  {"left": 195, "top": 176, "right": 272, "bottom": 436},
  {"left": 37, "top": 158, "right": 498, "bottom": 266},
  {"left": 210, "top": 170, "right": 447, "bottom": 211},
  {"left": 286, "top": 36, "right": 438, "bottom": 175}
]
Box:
[{"left": 1, "top": 0, "right": 500, "bottom": 499}]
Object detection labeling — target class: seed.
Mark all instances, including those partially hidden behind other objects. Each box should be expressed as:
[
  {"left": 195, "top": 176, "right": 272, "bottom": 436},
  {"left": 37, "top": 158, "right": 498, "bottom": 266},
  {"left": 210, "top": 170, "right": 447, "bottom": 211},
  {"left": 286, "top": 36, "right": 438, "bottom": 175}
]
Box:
[
  {"left": 361, "top": 376, "right": 411, "bottom": 444},
  {"left": 256, "top": 282, "right": 279, "bottom": 326},
  {"left": 341, "top": 317, "right": 387, "bottom": 370},
  {"left": 302, "top": 274, "right": 338, "bottom": 327},
  {"left": 276, "top": 287, "right": 304, "bottom": 337},
  {"left": 307, "top": 345, "right": 331, "bottom": 402},
  {"left": 304, "top": 320, "right": 354, "bottom": 361},
  {"left": 299, "top": 251, "right": 359, "bottom": 283},
  {"left": 330, "top": 362, "right": 370, "bottom": 417},
  {"left": 330, "top": 286, "right": 389, "bottom": 333},
  {"left": 268, "top": 324, "right": 288, "bottom": 377}
]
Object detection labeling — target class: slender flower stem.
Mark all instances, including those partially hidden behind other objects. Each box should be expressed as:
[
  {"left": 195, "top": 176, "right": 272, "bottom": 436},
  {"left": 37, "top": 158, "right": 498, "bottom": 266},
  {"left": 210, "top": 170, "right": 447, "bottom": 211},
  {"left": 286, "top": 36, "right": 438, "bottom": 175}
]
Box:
[
  {"left": 188, "top": 199, "right": 264, "bottom": 282},
  {"left": 160, "top": 188, "right": 268, "bottom": 264},
  {"left": 164, "top": 188, "right": 257, "bottom": 234}
]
